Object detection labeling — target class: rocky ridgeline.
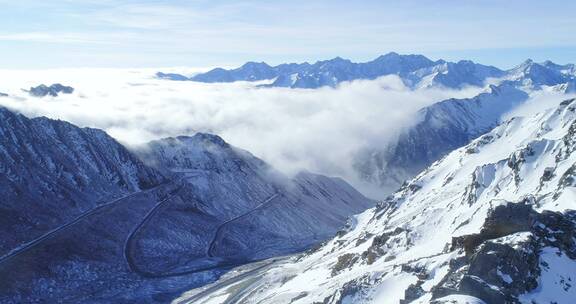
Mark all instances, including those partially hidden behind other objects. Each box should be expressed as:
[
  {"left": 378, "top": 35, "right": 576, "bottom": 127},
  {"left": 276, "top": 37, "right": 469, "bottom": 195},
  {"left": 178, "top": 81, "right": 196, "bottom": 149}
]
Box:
[
  {"left": 429, "top": 201, "right": 576, "bottom": 303},
  {"left": 28, "top": 83, "right": 74, "bottom": 97}
]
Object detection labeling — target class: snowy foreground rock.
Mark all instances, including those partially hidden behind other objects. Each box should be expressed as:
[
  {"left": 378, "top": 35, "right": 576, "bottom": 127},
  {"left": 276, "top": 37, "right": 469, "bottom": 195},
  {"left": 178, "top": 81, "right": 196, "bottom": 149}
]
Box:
[
  {"left": 0, "top": 107, "right": 372, "bottom": 303},
  {"left": 177, "top": 99, "right": 576, "bottom": 304}
]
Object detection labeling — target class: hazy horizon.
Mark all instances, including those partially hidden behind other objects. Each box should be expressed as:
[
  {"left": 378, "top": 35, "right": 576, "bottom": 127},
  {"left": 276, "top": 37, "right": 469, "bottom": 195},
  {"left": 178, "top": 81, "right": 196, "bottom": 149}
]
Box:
[{"left": 1, "top": 0, "right": 575, "bottom": 69}]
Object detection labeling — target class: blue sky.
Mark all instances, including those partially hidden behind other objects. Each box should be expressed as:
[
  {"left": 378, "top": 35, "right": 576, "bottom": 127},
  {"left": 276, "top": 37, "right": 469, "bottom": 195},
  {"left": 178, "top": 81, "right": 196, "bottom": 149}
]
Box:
[{"left": 0, "top": 0, "right": 575, "bottom": 69}]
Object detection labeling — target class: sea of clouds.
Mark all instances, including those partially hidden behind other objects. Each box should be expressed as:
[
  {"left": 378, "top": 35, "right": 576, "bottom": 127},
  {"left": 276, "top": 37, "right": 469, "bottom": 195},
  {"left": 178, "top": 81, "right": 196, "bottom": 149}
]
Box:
[{"left": 0, "top": 68, "right": 509, "bottom": 197}]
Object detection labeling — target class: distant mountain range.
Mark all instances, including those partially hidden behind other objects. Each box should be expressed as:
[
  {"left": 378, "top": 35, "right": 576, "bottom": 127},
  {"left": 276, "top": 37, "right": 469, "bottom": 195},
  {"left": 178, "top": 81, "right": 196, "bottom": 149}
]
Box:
[
  {"left": 156, "top": 53, "right": 576, "bottom": 91},
  {"left": 0, "top": 107, "right": 372, "bottom": 303}
]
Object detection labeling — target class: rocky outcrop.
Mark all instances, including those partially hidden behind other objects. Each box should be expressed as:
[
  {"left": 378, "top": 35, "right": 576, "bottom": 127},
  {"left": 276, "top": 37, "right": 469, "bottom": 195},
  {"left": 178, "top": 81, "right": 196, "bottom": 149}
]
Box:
[
  {"left": 28, "top": 83, "right": 74, "bottom": 97},
  {"left": 436, "top": 202, "right": 576, "bottom": 303}
]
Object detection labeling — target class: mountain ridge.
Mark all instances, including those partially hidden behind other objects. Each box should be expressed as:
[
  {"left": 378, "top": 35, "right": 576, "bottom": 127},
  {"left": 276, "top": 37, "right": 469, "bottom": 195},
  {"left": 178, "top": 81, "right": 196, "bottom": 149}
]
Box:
[{"left": 156, "top": 53, "right": 575, "bottom": 90}]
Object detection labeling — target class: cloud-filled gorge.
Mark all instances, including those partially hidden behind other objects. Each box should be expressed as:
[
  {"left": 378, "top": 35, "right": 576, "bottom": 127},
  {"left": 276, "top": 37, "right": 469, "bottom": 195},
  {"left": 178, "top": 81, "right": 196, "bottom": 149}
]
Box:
[{"left": 0, "top": 68, "right": 483, "bottom": 197}]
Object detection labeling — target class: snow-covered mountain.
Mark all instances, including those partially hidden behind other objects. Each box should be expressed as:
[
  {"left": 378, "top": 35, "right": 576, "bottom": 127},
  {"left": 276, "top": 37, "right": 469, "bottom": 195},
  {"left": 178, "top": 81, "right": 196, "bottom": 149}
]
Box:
[
  {"left": 354, "top": 83, "right": 529, "bottom": 191},
  {"left": 157, "top": 54, "right": 576, "bottom": 92},
  {"left": 506, "top": 59, "right": 576, "bottom": 91},
  {"left": 156, "top": 53, "right": 505, "bottom": 89},
  {"left": 177, "top": 98, "right": 576, "bottom": 304},
  {"left": 0, "top": 108, "right": 373, "bottom": 303},
  {"left": 132, "top": 134, "right": 374, "bottom": 269}
]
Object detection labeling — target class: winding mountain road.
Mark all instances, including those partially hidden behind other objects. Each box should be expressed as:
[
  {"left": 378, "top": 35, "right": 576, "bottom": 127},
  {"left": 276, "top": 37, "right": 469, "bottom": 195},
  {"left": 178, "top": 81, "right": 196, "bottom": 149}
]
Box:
[
  {"left": 124, "top": 192, "right": 282, "bottom": 278},
  {"left": 0, "top": 185, "right": 163, "bottom": 268},
  {"left": 207, "top": 193, "right": 280, "bottom": 257},
  {"left": 123, "top": 185, "right": 184, "bottom": 276}
]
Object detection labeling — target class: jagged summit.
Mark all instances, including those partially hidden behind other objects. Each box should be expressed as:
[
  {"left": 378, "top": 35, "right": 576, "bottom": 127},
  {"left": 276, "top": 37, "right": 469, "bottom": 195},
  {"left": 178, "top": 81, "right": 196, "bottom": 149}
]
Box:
[
  {"left": 27, "top": 83, "right": 74, "bottom": 97},
  {"left": 506, "top": 59, "right": 573, "bottom": 88},
  {"left": 171, "top": 133, "right": 230, "bottom": 148},
  {"left": 157, "top": 53, "right": 505, "bottom": 89},
  {"left": 157, "top": 54, "right": 576, "bottom": 92}
]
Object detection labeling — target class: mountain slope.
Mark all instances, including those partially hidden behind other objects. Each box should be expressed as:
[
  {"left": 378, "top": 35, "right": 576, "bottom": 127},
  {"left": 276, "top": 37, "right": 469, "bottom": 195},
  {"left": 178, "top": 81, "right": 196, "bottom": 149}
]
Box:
[
  {"left": 177, "top": 98, "right": 576, "bottom": 304},
  {"left": 0, "top": 108, "right": 373, "bottom": 303},
  {"left": 133, "top": 134, "right": 374, "bottom": 269},
  {"left": 354, "top": 83, "right": 529, "bottom": 191},
  {"left": 0, "top": 107, "right": 166, "bottom": 255}
]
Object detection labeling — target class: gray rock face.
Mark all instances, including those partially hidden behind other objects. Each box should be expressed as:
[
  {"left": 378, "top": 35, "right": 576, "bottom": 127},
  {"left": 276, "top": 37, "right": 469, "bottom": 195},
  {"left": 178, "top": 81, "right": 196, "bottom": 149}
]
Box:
[
  {"left": 134, "top": 134, "right": 375, "bottom": 269},
  {"left": 436, "top": 202, "right": 576, "bottom": 303},
  {"left": 0, "top": 108, "right": 374, "bottom": 303},
  {"left": 28, "top": 83, "right": 74, "bottom": 97}
]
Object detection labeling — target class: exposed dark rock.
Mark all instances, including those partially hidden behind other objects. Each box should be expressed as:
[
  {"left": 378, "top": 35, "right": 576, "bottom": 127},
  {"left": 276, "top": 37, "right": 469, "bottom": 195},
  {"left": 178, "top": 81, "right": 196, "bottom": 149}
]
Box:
[
  {"left": 332, "top": 253, "right": 359, "bottom": 276},
  {"left": 437, "top": 201, "right": 576, "bottom": 303},
  {"left": 541, "top": 167, "right": 555, "bottom": 182},
  {"left": 400, "top": 281, "right": 425, "bottom": 304},
  {"left": 28, "top": 83, "right": 74, "bottom": 97},
  {"left": 431, "top": 257, "right": 469, "bottom": 299},
  {"left": 451, "top": 202, "right": 537, "bottom": 255},
  {"left": 361, "top": 232, "right": 392, "bottom": 265},
  {"left": 317, "top": 275, "right": 376, "bottom": 304},
  {"left": 463, "top": 239, "right": 539, "bottom": 303},
  {"left": 355, "top": 232, "right": 374, "bottom": 246},
  {"left": 458, "top": 275, "right": 508, "bottom": 304},
  {"left": 560, "top": 98, "right": 576, "bottom": 106}
]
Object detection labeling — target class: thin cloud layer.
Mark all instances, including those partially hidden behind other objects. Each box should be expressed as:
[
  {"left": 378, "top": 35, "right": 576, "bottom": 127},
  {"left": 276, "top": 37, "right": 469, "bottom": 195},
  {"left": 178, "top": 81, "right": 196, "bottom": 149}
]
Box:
[{"left": 0, "top": 68, "right": 482, "bottom": 195}]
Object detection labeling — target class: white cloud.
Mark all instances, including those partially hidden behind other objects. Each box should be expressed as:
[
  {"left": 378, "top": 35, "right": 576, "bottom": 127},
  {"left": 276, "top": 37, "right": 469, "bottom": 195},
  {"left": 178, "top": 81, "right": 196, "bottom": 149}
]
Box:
[{"left": 0, "top": 68, "right": 481, "bottom": 197}]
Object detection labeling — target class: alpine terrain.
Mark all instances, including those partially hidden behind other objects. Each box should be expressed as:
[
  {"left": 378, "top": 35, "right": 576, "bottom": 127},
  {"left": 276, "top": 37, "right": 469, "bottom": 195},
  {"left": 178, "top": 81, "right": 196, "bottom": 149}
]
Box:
[{"left": 176, "top": 98, "right": 576, "bottom": 304}]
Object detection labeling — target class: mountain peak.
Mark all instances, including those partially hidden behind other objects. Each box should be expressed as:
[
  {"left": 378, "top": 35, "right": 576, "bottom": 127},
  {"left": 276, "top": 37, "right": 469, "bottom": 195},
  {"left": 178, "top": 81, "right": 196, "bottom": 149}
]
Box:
[
  {"left": 322, "top": 56, "right": 352, "bottom": 64},
  {"left": 240, "top": 61, "right": 272, "bottom": 68},
  {"left": 186, "top": 132, "right": 229, "bottom": 147}
]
